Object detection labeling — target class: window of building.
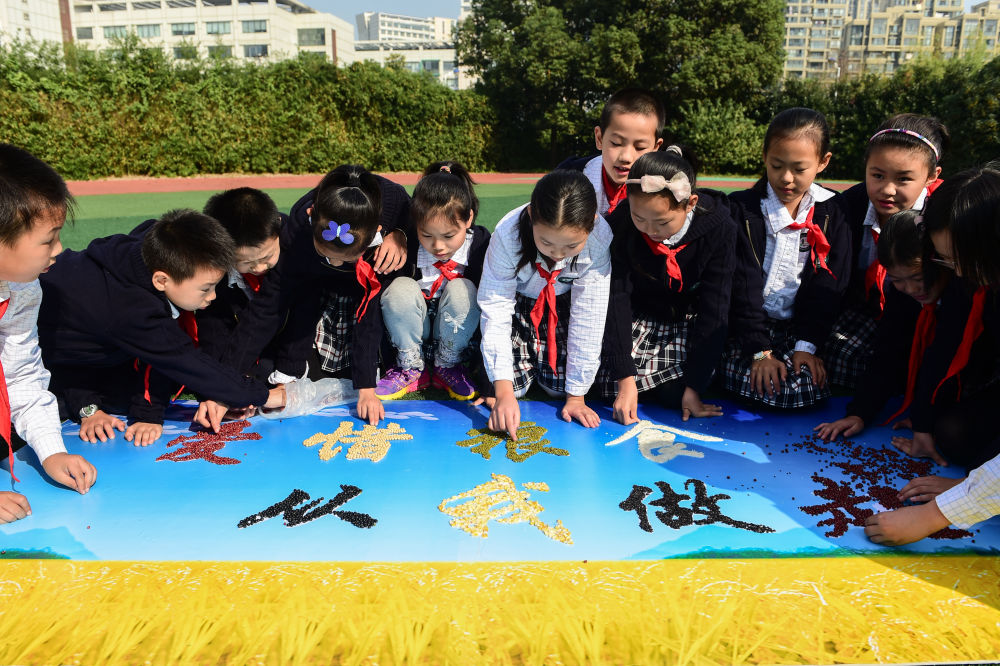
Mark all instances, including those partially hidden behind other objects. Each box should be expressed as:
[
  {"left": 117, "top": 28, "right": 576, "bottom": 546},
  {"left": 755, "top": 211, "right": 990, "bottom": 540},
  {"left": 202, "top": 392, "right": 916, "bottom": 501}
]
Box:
[
  {"left": 76, "top": 26, "right": 93, "bottom": 39},
  {"left": 873, "top": 18, "right": 887, "bottom": 34},
  {"left": 788, "top": 38, "right": 806, "bottom": 46},
  {"left": 242, "top": 20, "right": 267, "bottom": 33},
  {"left": 208, "top": 44, "right": 232, "bottom": 57},
  {"left": 244, "top": 44, "right": 268, "bottom": 57},
  {"left": 206, "top": 21, "right": 230, "bottom": 34},
  {"left": 789, "top": 27, "right": 807, "bottom": 36},
  {"left": 904, "top": 18, "right": 919, "bottom": 34},
  {"left": 786, "top": 59, "right": 805, "bottom": 68},
  {"left": 103, "top": 25, "right": 128, "bottom": 38},
  {"left": 298, "top": 28, "right": 324, "bottom": 46},
  {"left": 166, "top": 0, "right": 195, "bottom": 7},
  {"left": 99, "top": 2, "right": 127, "bottom": 10},
  {"left": 135, "top": 24, "right": 160, "bottom": 38},
  {"left": 132, "top": 1, "right": 161, "bottom": 8},
  {"left": 202, "top": 0, "right": 232, "bottom": 5},
  {"left": 173, "top": 45, "right": 197, "bottom": 59},
  {"left": 944, "top": 25, "right": 955, "bottom": 46},
  {"left": 74, "top": 4, "right": 93, "bottom": 12},
  {"left": 986, "top": 19, "right": 997, "bottom": 36},
  {"left": 903, "top": 37, "right": 916, "bottom": 45},
  {"left": 171, "top": 22, "right": 195, "bottom": 36},
  {"left": 422, "top": 59, "right": 440, "bottom": 73},
  {"left": 872, "top": 37, "right": 886, "bottom": 45}
]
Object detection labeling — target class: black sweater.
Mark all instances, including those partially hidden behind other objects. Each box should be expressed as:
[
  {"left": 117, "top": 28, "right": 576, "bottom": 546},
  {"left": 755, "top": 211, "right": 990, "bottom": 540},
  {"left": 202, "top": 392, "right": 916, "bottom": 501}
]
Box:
[
  {"left": 601, "top": 190, "right": 737, "bottom": 395},
  {"left": 37, "top": 222, "right": 270, "bottom": 415},
  {"left": 215, "top": 176, "right": 412, "bottom": 388},
  {"left": 728, "top": 179, "right": 852, "bottom": 354}
]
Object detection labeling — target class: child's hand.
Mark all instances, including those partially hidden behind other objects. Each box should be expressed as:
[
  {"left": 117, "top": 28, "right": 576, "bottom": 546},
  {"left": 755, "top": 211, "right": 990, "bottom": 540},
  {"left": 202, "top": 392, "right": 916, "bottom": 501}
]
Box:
[
  {"left": 41, "top": 453, "right": 97, "bottom": 494},
  {"left": 0, "top": 491, "right": 30, "bottom": 523},
  {"left": 264, "top": 386, "right": 286, "bottom": 410},
  {"left": 791, "top": 351, "right": 826, "bottom": 388},
  {"left": 680, "top": 387, "right": 722, "bottom": 422},
  {"left": 814, "top": 415, "right": 865, "bottom": 442},
  {"left": 194, "top": 400, "right": 230, "bottom": 433},
  {"left": 612, "top": 377, "right": 639, "bottom": 425},
  {"left": 897, "top": 475, "right": 965, "bottom": 503},
  {"left": 371, "top": 230, "right": 407, "bottom": 274},
  {"left": 472, "top": 395, "right": 496, "bottom": 410},
  {"left": 751, "top": 355, "right": 786, "bottom": 396},
  {"left": 561, "top": 395, "right": 600, "bottom": 428},
  {"left": 891, "top": 430, "right": 948, "bottom": 466},
  {"left": 356, "top": 388, "right": 384, "bottom": 426},
  {"left": 124, "top": 422, "right": 163, "bottom": 447},
  {"left": 488, "top": 382, "right": 519, "bottom": 440},
  {"left": 892, "top": 418, "right": 912, "bottom": 431},
  {"left": 80, "top": 410, "right": 125, "bottom": 443},
  {"left": 864, "top": 501, "right": 951, "bottom": 546}
]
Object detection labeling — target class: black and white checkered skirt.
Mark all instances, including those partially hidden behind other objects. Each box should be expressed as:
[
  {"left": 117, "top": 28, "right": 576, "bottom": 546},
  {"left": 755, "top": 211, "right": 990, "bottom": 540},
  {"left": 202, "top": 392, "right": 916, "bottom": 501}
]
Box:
[
  {"left": 596, "top": 314, "right": 689, "bottom": 398},
  {"left": 824, "top": 304, "right": 877, "bottom": 390},
  {"left": 314, "top": 292, "right": 358, "bottom": 375},
  {"left": 721, "top": 318, "right": 831, "bottom": 409},
  {"left": 509, "top": 292, "right": 571, "bottom": 396}
]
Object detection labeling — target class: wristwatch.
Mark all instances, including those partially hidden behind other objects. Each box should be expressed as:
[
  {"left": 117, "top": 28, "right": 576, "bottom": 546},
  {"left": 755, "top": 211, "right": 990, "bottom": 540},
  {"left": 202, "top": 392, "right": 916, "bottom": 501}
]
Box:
[
  {"left": 752, "top": 350, "right": 773, "bottom": 362},
  {"left": 79, "top": 404, "right": 98, "bottom": 419}
]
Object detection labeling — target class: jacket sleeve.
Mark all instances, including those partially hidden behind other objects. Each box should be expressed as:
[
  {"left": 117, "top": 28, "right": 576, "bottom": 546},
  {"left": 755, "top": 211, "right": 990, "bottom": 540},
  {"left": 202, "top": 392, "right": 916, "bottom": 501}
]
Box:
[
  {"left": 726, "top": 197, "right": 770, "bottom": 354},
  {"left": 684, "top": 216, "right": 735, "bottom": 395},
  {"left": 793, "top": 202, "right": 852, "bottom": 346},
  {"left": 600, "top": 232, "right": 637, "bottom": 383}
]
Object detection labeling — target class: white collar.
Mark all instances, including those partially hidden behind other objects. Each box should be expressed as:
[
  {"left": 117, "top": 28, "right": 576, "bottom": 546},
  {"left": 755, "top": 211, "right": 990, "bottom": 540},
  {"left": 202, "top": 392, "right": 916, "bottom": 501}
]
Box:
[
  {"left": 764, "top": 183, "right": 833, "bottom": 234},
  {"left": 864, "top": 186, "right": 930, "bottom": 233},
  {"left": 167, "top": 300, "right": 180, "bottom": 319},
  {"left": 416, "top": 229, "right": 473, "bottom": 268},
  {"left": 662, "top": 209, "right": 694, "bottom": 247},
  {"left": 227, "top": 267, "right": 246, "bottom": 289}
]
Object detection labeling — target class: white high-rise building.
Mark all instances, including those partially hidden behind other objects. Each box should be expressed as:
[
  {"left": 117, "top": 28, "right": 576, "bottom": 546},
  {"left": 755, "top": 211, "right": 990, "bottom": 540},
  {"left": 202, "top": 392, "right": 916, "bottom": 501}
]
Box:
[
  {"left": 355, "top": 11, "right": 455, "bottom": 42},
  {"left": 0, "top": 0, "right": 68, "bottom": 45},
  {"left": 69, "top": 0, "right": 354, "bottom": 63}
]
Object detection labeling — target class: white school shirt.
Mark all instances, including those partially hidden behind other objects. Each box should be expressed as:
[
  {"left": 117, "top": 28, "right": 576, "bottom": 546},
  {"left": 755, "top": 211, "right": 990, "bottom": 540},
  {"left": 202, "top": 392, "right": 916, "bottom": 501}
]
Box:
[
  {"left": 936, "top": 453, "right": 1000, "bottom": 530},
  {"left": 226, "top": 268, "right": 255, "bottom": 300},
  {"left": 858, "top": 187, "right": 930, "bottom": 272},
  {"left": 478, "top": 204, "right": 613, "bottom": 396},
  {"left": 0, "top": 280, "right": 66, "bottom": 463},
  {"left": 415, "top": 230, "right": 473, "bottom": 297},
  {"left": 760, "top": 182, "right": 836, "bottom": 354},
  {"left": 583, "top": 156, "right": 611, "bottom": 217}
]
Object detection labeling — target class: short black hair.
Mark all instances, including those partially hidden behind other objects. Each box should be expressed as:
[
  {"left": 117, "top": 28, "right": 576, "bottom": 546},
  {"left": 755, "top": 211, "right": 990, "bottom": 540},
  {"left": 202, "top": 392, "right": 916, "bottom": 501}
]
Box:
[
  {"left": 412, "top": 161, "right": 479, "bottom": 230},
  {"left": 763, "top": 107, "right": 830, "bottom": 158},
  {"left": 865, "top": 114, "right": 949, "bottom": 174},
  {"left": 598, "top": 88, "right": 665, "bottom": 139},
  {"left": 0, "top": 143, "right": 75, "bottom": 247},
  {"left": 141, "top": 209, "right": 235, "bottom": 281},
  {"left": 311, "top": 164, "right": 382, "bottom": 254},
  {"left": 923, "top": 162, "right": 1000, "bottom": 289},
  {"left": 203, "top": 187, "right": 281, "bottom": 248}
]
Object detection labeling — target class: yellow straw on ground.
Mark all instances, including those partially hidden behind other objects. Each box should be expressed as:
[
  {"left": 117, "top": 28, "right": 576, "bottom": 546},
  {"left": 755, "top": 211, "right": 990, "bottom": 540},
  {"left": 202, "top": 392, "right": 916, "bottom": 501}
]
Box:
[{"left": 0, "top": 556, "right": 998, "bottom": 664}]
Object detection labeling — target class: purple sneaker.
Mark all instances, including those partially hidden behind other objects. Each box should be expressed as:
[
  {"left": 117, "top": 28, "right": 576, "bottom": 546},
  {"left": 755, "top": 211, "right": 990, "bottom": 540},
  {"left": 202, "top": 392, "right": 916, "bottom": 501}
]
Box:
[
  {"left": 433, "top": 364, "right": 477, "bottom": 400},
  {"left": 375, "top": 367, "right": 430, "bottom": 400}
]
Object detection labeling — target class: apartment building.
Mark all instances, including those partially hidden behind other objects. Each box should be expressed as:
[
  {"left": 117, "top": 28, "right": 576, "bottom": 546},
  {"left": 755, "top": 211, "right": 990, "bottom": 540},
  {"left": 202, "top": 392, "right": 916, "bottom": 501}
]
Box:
[
  {"left": 355, "top": 11, "right": 455, "bottom": 42},
  {"left": 69, "top": 0, "right": 354, "bottom": 63},
  {"left": 0, "top": 0, "right": 69, "bottom": 45},
  {"left": 782, "top": 0, "right": 850, "bottom": 80}
]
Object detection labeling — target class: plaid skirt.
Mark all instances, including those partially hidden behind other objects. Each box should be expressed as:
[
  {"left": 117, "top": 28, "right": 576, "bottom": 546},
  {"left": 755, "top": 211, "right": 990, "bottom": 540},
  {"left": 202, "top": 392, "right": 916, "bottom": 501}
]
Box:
[
  {"left": 314, "top": 292, "right": 358, "bottom": 375},
  {"left": 596, "top": 314, "right": 689, "bottom": 399},
  {"left": 824, "top": 305, "right": 877, "bottom": 390},
  {"left": 721, "top": 318, "right": 831, "bottom": 409},
  {"left": 509, "top": 292, "right": 570, "bottom": 397}
]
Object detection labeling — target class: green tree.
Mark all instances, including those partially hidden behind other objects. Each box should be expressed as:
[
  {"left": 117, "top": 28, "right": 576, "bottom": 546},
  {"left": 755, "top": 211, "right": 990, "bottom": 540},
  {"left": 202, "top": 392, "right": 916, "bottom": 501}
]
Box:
[{"left": 457, "top": 0, "right": 785, "bottom": 169}]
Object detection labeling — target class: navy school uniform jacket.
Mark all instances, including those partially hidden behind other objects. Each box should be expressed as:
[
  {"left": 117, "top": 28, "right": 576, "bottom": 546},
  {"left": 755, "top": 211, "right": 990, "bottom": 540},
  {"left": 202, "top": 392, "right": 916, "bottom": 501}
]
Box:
[
  {"left": 197, "top": 213, "right": 289, "bottom": 363},
  {"left": 601, "top": 190, "right": 737, "bottom": 395},
  {"left": 215, "top": 176, "right": 412, "bottom": 389},
  {"left": 728, "top": 178, "right": 852, "bottom": 355},
  {"left": 395, "top": 224, "right": 491, "bottom": 288},
  {"left": 838, "top": 182, "right": 883, "bottom": 315},
  {"left": 37, "top": 220, "right": 270, "bottom": 419}
]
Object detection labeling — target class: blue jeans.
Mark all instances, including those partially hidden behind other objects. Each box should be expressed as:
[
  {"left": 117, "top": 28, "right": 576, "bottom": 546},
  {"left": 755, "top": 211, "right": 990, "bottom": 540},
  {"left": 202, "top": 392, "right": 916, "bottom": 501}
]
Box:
[{"left": 380, "top": 276, "right": 480, "bottom": 370}]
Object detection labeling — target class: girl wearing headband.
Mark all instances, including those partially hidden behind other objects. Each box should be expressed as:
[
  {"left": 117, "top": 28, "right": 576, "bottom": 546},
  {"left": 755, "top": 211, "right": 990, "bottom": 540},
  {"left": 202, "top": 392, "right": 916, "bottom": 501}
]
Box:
[
  {"left": 828, "top": 113, "right": 949, "bottom": 390},
  {"left": 724, "top": 107, "right": 850, "bottom": 409},
  {"left": 596, "top": 146, "right": 733, "bottom": 423},
  {"left": 377, "top": 161, "right": 490, "bottom": 401}
]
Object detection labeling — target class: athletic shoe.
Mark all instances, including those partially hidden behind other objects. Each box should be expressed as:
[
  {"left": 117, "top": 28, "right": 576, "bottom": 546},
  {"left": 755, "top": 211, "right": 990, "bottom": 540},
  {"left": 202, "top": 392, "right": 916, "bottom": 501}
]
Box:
[
  {"left": 433, "top": 364, "right": 477, "bottom": 400},
  {"left": 375, "top": 367, "right": 430, "bottom": 400}
]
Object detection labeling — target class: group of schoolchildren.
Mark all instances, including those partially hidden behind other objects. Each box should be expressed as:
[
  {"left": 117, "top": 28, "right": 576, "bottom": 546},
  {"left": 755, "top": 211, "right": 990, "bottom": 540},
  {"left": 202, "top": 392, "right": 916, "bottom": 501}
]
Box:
[{"left": 0, "top": 87, "right": 998, "bottom": 548}]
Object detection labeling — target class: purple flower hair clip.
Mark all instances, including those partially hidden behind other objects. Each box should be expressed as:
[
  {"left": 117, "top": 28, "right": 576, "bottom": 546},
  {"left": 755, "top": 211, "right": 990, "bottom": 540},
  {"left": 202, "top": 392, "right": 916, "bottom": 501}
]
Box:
[{"left": 322, "top": 221, "right": 354, "bottom": 244}]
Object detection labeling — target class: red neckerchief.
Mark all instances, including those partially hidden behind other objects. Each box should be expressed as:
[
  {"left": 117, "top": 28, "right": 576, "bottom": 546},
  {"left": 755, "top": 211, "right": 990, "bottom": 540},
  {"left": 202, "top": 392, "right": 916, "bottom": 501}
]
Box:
[
  {"left": 786, "top": 206, "right": 835, "bottom": 278},
  {"left": 530, "top": 262, "right": 562, "bottom": 374},
  {"left": 641, "top": 233, "right": 687, "bottom": 292},
  {"left": 865, "top": 228, "right": 887, "bottom": 316},
  {"left": 354, "top": 257, "right": 382, "bottom": 320},
  {"left": 241, "top": 273, "right": 262, "bottom": 293},
  {"left": 602, "top": 168, "right": 627, "bottom": 214},
  {"left": 0, "top": 298, "right": 18, "bottom": 482},
  {"left": 884, "top": 303, "right": 937, "bottom": 424},
  {"left": 425, "top": 259, "right": 459, "bottom": 300},
  {"left": 933, "top": 287, "right": 988, "bottom": 403}
]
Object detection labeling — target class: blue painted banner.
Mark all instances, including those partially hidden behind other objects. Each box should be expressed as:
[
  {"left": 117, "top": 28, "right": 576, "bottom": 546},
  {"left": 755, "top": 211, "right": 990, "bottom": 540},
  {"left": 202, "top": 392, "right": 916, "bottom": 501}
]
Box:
[{"left": 1, "top": 398, "right": 995, "bottom": 561}]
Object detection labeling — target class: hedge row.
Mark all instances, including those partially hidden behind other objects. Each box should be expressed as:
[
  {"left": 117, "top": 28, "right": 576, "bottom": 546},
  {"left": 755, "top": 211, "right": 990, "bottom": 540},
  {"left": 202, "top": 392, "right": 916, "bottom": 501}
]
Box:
[{"left": 0, "top": 38, "right": 997, "bottom": 180}]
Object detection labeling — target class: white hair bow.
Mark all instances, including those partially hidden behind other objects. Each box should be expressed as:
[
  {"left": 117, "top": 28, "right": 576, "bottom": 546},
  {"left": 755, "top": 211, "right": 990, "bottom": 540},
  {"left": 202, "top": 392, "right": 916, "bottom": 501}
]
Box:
[{"left": 625, "top": 172, "right": 691, "bottom": 202}]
